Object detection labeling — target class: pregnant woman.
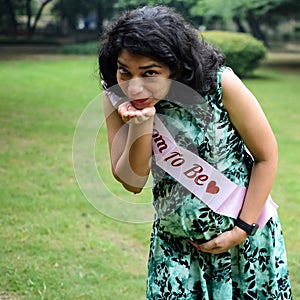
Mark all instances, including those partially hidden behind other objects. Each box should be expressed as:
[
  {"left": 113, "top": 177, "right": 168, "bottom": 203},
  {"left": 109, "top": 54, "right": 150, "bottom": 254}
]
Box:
[{"left": 98, "top": 5, "right": 292, "bottom": 299}]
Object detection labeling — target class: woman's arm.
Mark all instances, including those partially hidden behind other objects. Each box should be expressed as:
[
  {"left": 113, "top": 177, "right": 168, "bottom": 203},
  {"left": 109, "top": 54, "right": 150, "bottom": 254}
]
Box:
[
  {"left": 103, "top": 94, "right": 154, "bottom": 193},
  {"left": 222, "top": 69, "right": 278, "bottom": 224},
  {"left": 190, "top": 68, "right": 278, "bottom": 253}
]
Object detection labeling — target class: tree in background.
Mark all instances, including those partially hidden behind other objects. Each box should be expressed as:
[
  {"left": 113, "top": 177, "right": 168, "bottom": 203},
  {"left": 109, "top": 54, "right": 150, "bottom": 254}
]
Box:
[
  {"left": 0, "top": 0, "right": 299, "bottom": 42},
  {"left": 114, "top": 0, "right": 199, "bottom": 24},
  {"left": 95, "top": 0, "right": 116, "bottom": 35},
  {"left": 52, "top": 0, "right": 116, "bottom": 36},
  {"left": 1, "top": 0, "right": 53, "bottom": 37},
  {"left": 258, "top": 0, "right": 300, "bottom": 42},
  {"left": 26, "top": 0, "right": 53, "bottom": 37},
  {"left": 0, "top": 0, "right": 18, "bottom": 35},
  {"left": 191, "top": 0, "right": 300, "bottom": 44},
  {"left": 51, "top": 0, "right": 92, "bottom": 34}
]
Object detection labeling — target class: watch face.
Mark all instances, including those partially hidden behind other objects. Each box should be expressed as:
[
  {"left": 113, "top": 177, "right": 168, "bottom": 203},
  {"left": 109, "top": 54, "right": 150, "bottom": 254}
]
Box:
[
  {"left": 236, "top": 218, "right": 259, "bottom": 236},
  {"left": 250, "top": 224, "right": 259, "bottom": 235}
]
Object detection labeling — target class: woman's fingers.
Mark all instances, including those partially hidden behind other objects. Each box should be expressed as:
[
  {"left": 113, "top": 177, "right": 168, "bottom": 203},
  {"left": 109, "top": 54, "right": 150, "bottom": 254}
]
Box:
[
  {"left": 187, "top": 227, "right": 248, "bottom": 254},
  {"left": 118, "top": 102, "right": 156, "bottom": 124}
]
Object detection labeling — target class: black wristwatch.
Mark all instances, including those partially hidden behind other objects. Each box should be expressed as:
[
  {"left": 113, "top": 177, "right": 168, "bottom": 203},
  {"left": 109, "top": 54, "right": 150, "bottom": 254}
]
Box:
[{"left": 235, "top": 218, "right": 259, "bottom": 236}]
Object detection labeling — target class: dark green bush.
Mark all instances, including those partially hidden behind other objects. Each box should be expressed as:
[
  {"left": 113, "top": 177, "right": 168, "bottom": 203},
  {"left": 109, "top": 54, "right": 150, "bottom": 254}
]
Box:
[
  {"left": 202, "top": 31, "right": 267, "bottom": 77},
  {"left": 60, "top": 42, "right": 99, "bottom": 55}
]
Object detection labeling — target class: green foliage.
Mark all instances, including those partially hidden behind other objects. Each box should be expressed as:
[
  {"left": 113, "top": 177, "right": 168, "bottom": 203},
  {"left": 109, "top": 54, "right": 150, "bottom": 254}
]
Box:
[
  {"left": 192, "top": 0, "right": 288, "bottom": 21},
  {"left": 192, "top": 0, "right": 300, "bottom": 43},
  {"left": 52, "top": 0, "right": 92, "bottom": 29},
  {"left": 113, "top": 0, "right": 198, "bottom": 22},
  {"left": 202, "top": 31, "right": 267, "bottom": 77}
]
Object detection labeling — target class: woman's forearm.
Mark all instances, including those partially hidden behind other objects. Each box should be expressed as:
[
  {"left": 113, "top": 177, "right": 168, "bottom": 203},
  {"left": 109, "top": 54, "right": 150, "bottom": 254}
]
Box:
[
  {"left": 112, "top": 116, "right": 154, "bottom": 193},
  {"left": 238, "top": 155, "right": 278, "bottom": 224}
]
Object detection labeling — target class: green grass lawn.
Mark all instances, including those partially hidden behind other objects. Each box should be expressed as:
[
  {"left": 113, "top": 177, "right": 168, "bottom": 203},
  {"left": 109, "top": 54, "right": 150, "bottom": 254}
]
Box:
[{"left": 0, "top": 53, "right": 299, "bottom": 299}]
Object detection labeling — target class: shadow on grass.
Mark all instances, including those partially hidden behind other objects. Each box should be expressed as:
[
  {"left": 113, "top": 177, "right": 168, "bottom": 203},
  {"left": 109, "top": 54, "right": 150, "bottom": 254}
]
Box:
[
  {"left": 260, "top": 51, "right": 300, "bottom": 75},
  {"left": 245, "top": 52, "right": 300, "bottom": 81},
  {"left": 243, "top": 69, "right": 283, "bottom": 81}
]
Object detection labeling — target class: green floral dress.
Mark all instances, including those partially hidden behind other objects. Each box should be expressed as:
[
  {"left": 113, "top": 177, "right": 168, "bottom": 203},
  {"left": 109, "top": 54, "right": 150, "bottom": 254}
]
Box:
[{"left": 146, "top": 67, "right": 292, "bottom": 299}]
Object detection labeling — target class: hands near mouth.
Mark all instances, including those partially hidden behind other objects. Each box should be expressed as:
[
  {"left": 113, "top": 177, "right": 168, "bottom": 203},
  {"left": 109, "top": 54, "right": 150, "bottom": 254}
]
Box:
[{"left": 118, "top": 101, "right": 156, "bottom": 124}]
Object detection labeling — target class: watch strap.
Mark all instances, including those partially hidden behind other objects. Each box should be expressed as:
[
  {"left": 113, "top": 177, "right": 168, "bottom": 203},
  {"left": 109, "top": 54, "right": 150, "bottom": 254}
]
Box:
[{"left": 235, "top": 218, "right": 259, "bottom": 236}]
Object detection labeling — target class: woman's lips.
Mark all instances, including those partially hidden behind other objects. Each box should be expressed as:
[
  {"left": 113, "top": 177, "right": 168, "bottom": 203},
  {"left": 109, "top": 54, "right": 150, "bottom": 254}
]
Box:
[
  {"left": 131, "top": 98, "right": 149, "bottom": 104},
  {"left": 131, "top": 98, "right": 150, "bottom": 108}
]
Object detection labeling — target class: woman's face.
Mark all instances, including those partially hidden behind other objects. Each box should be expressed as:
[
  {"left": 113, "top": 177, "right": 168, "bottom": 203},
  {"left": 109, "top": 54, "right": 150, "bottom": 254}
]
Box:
[{"left": 116, "top": 49, "right": 171, "bottom": 110}]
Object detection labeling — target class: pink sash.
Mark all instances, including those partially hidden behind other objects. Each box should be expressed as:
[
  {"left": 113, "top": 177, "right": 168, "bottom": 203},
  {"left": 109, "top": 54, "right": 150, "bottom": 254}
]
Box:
[
  {"left": 104, "top": 88, "right": 278, "bottom": 228},
  {"left": 153, "top": 115, "right": 278, "bottom": 228}
]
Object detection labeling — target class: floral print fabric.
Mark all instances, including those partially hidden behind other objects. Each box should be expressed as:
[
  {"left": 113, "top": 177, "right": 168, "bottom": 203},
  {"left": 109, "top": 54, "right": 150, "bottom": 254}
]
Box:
[{"left": 146, "top": 67, "right": 292, "bottom": 299}]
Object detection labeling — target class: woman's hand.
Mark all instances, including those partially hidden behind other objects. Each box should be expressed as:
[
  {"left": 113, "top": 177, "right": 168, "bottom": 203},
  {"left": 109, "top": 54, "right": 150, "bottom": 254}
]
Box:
[
  {"left": 188, "top": 226, "right": 248, "bottom": 254},
  {"left": 118, "top": 101, "right": 156, "bottom": 124}
]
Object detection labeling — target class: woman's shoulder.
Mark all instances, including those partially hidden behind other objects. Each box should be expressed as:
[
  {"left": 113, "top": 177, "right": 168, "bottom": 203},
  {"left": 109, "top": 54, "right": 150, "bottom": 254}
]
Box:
[
  {"left": 216, "top": 66, "right": 233, "bottom": 88},
  {"left": 212, "top": 66, "right": 238, "bottom": 99}
]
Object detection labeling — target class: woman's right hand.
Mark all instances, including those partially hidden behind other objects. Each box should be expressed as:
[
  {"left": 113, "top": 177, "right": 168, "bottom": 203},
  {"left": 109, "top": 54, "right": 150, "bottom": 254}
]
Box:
[{"left": 118, "top": 101, "right": 156, "bottom": 124}]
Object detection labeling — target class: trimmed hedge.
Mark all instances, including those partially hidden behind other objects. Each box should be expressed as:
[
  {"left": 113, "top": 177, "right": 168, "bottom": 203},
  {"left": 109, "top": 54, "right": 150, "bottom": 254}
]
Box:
[
  {"left": 0, "top": 37, "right": 61, "bottom": 45},
  {"left": 202, "top": 31, "right": 267, "bottom": 77},
  {"left": 60, "top": 42, "right": 99, "bottom": 55}
]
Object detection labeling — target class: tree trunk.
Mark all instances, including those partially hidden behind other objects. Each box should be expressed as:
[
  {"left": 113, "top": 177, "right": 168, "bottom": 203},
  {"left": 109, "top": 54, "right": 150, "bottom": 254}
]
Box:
[
  {"left": 26, "top": 0, "right": 32, "bottom": 37},
  {"left": 96, "top": 4, "right": 104, "bottom": 35},
  {"left": 4, "top": 0, "right": 18, "bottom": 35},
  {"left": 27, "top": 0, "right": 53, "bottom": 38},
  {"left": 233, "top": 15, "right": 246, "bottom": 33},
  {"left": 246, "top": 11, "right": 268, "bottom": 45}
]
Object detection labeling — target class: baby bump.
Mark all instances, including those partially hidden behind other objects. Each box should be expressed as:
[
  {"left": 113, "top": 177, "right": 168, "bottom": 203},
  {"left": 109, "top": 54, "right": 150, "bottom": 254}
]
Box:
[{"left": 156, "top": 196, "right": 235, "bottom": 242}]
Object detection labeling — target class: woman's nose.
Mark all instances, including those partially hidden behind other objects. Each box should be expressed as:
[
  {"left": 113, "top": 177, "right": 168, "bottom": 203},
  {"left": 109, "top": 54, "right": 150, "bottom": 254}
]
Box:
[{"left": 127, "top": 78, "right": 144, "bottom": 96}]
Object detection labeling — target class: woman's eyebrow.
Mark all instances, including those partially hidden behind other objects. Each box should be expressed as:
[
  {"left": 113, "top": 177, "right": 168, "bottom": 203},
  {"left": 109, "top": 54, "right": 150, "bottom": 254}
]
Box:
[
  {"left": 139, "top": 64, "right": 162, "bottom": 69},
  {"left": 117, "top": 60, "right": 127, "bottom": 67},
  {"left": 117, "top": 60, "right": 162, "bottom": 69}
]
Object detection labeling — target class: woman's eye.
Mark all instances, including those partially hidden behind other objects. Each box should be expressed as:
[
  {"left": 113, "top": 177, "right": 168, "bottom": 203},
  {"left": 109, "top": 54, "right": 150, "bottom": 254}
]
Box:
[
  {"left": 144, "top": 70, "right": 158, "bottom": 77},
  {"left": 118, "top": 67, "right": 129, "bottom": 75}
]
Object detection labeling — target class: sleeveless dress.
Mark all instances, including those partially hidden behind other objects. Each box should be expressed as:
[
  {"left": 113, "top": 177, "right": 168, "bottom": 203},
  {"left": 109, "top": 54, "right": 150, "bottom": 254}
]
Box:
[{"left": 146, "top": 67, "right": 292, "bottom": 299}]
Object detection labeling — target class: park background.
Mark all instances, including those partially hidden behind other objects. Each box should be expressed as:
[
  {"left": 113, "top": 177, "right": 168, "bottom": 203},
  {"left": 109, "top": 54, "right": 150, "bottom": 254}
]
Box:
[{"left": 0, "top": 0, "right": 300, "bottom": 299}]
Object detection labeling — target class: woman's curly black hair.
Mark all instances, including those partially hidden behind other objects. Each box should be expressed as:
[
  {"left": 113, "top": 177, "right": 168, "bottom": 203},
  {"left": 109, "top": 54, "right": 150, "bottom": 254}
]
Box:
[{"left": 98, "top": 5, "right": 225, "bottom": 96}]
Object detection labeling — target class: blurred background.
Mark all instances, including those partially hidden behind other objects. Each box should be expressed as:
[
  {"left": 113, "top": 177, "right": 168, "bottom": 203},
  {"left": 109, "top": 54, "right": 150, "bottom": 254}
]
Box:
[{"left": 0, "top": 0, "right": 299, "bottom": 51}]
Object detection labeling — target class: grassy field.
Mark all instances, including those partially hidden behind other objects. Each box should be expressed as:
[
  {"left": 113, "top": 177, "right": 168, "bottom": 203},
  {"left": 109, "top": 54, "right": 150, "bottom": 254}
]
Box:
[{"left": 0, "top": 52, "right": 299, "bottom": 299}]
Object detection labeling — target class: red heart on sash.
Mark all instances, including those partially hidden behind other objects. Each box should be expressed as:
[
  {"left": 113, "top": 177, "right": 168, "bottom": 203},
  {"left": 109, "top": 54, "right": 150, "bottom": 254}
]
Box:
[{"left": 206, "top": 181, "right": 220, "bottom": 194}]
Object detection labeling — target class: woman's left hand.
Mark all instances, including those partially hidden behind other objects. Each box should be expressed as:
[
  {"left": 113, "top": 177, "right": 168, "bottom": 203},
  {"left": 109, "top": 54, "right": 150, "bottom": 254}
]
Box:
[
  {"left": 118, "top": 101, "right": 156, "bottom": 124},
  {"left": 188, "top": 226, "right": 248, "bottom": 254}
]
